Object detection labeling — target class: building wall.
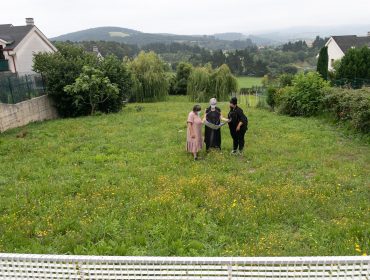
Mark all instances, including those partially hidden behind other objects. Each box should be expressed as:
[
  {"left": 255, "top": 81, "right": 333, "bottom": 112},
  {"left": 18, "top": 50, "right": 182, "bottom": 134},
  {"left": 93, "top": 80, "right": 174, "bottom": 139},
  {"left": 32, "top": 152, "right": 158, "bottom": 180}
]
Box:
[
  {"left": 14, "top": 31, "right": 55, "bottom": 75},
  {"left": 326, "top": 38, "right": 345, "bottom": 71},
  {"left": 0, "top": 95, "right": 58, "bottom": 133}
]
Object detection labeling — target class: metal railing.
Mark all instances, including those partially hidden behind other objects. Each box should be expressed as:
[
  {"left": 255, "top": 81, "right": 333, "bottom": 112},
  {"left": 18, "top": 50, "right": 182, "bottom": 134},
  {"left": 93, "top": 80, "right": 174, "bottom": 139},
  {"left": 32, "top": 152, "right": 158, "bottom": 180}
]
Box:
[
  {"left": 332, "top": 78, "right": 370, "bottom": 89},
  {"left": 0, "top": 73, "right": 46, "bottom": 104},
  {"left": 0, "top": 254, "right": 369, "bottom": 279},
  {"left": 0, "top": 59, "right": 9, "bottom": 72}
]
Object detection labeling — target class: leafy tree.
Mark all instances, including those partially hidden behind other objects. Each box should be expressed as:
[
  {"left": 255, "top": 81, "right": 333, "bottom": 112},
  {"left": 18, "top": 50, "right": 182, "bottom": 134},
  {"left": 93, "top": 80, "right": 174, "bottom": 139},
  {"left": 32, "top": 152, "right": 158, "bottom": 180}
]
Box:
[
  {"left": 33, "top": 42, "right": 99, "bottom": 117},
  {"left": 171, "top": 62, "right": 193, "bottom": 95},
  {"left": 277, "top": 72, "right": 331, "bottom": 116},
  {"left": 34, "top": 43, "right": 132, "bottom": 117},
  {"left": 64, "top": 66, "right": 119, "bottom": 115},
  {"left": 278, "top": 73, "right": 294, "bottom": 87},
  {"left": 98, "top": 55, "right": 133, "bottom": 112},
  {"left": 210, "top": 64, "right": 238, "bottom": 101},
  {"left": 128, "top": 51, "right": 169, "bottom": 102},
  {"left": 317, "top": 46, "right": 329, "bottom": 80},
  {"left": 282, "top": 65, "right": 298, "bottom": 75},
  {"left": 187, "top": 65, "right": 212, "bottom": 102},
  {"left": 312, "top": 36, "right": 328, "bottom": 49},
  {"left": 336, "top": 46, "right": 370, "bottom": 82}
]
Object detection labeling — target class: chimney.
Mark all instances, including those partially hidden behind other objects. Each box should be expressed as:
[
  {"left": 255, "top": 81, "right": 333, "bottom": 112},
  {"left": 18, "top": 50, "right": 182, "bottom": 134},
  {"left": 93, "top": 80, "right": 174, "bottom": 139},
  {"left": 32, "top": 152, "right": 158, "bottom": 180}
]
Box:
[{"left": 26, "top": 18, "right": 34, "bottom": 26}]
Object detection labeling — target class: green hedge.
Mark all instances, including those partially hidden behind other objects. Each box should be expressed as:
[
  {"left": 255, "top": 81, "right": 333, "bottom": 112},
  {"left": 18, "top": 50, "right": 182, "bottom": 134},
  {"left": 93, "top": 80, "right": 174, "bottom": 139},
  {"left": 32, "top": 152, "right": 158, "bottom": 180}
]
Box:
[
  {"left": 276, "top": 72, "right": 331, "bottom": 117},
  {"left": 325, "top": 88, "right": 370, "bottom": 133}
]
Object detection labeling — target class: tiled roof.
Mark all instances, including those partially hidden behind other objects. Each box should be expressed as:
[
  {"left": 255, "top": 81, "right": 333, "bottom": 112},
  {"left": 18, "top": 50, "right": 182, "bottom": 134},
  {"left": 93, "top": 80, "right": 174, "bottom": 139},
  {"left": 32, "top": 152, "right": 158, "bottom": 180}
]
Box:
[
  {"left": 0, "top": 24, "right": 34, "bottom": 50},
  {"left": 332, "top": 35, "right": 370, "bottom": 53}
]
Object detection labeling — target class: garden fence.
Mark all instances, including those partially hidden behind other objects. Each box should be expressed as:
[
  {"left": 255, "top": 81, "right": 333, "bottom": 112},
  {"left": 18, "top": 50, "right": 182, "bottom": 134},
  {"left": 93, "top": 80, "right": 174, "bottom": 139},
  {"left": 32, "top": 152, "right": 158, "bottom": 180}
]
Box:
[
  {"left": 1, "top": 254, "right": 369, "bottom": 279},
  {"left": 0, "top": 73, "right": 45, "bottom": 104},
  {"left": 239, "top": 86, "right": 267, "bottom": 108},
  {"left": 332, "top": 78, "right": 370, "bottom": 89}
]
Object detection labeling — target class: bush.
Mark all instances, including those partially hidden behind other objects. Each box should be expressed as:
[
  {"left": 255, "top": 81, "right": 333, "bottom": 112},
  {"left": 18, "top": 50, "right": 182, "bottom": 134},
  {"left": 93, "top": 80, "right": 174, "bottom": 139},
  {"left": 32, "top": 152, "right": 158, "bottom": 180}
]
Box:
[
  {"left": 33, "top": 43, "right": 98, "bottom": 117},
  {"left": 278, "top": 73, "right": 294, "bottom": 87},
  {"left": 325, "top": 87, "right": 370, "bottom": 133},
  {"left": 337, "top": 46, "right": 370, "bottom": 81},
  {"left": 98, "top": 55, "right": 132, "bottom": 113},
  {"left": 33, "top": 43, "right": 132, "bottom": 117},
  {"left": 64, "top": 66, "right": 119, "bottom": 115},
  {"left": 277, "top": 72, "right": 331, "bottom": 116},
  {"left": 266, "top": 87, "right": 278, "bottom": 109}
]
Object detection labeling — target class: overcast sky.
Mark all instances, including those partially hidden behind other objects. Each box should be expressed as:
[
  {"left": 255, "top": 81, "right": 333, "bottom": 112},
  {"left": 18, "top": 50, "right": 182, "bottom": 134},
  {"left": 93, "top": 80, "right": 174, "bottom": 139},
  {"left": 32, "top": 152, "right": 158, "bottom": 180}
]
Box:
[{"left": 4, "top": 0, "right": 370, "bottom": 37}]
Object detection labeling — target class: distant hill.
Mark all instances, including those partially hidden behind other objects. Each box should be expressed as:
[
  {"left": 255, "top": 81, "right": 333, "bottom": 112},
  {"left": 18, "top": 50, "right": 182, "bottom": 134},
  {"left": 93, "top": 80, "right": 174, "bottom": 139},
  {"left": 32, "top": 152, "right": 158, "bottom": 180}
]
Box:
[
  {"left": 52, "top": 24, "right": 370, "bottom": 49},
  {"left": 213, "top": 32, "right": 248, "bottom": 41},
  {"left": 51, "top": 27, "right": 254, "bottom": 50}
]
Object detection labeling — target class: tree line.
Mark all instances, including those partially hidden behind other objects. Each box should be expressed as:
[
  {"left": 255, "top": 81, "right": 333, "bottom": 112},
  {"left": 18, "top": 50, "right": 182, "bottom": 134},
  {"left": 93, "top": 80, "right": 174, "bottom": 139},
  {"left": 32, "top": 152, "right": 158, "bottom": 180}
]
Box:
[
  {"left": 61, "top": 35, "right": 328, "bottom": 78},
  {"left": 33, "top": 43, "right": 238, "bottom": 117}
]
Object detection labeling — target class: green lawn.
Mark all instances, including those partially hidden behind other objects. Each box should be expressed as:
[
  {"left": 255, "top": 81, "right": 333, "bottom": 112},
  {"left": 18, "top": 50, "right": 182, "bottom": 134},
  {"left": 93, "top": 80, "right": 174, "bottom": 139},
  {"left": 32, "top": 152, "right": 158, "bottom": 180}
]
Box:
[
  {"left": 0, "top": 96, "right": 369, "bottom": 256},
  {"left": 237, "top": 76, "right": 263, "bottom": 88}
]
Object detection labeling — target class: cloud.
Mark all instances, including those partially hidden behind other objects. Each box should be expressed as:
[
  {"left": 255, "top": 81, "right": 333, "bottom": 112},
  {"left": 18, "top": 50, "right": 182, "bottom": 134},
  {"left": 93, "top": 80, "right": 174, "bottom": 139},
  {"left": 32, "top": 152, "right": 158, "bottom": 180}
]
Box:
[{"left": 3, "top": 0, "right": 370, "bottom": 37}]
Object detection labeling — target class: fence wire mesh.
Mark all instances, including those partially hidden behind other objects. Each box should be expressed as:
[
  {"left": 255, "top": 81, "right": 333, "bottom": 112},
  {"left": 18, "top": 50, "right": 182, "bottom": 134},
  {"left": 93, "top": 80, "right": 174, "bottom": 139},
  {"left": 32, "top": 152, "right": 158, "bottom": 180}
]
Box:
[
  {"left": 0, "top": 73, "right": 45, "bottom": 104},
  {"left": 0, "top": 254, "right": 369, "bottom": 279}
]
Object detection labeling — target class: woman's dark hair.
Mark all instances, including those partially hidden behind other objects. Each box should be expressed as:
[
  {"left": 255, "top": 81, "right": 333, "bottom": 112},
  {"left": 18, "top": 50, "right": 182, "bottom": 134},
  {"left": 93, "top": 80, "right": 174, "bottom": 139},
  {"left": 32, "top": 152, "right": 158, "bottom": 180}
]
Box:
[{"left": 193, "top": 104, "right": 201, "bottom": 112}]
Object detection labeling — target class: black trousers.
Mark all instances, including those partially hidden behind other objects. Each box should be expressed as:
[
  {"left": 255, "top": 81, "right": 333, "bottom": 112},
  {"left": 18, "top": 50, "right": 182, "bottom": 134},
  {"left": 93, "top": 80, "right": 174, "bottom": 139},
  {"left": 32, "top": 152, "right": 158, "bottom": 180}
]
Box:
[{"left": 229, "top": 127, "right": 247, "bottom": 151}]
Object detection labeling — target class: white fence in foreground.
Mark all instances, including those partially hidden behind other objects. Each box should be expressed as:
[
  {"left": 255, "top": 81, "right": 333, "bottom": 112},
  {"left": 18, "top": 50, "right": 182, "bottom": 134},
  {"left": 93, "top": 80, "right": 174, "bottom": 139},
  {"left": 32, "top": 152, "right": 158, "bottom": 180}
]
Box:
[{"left": 0, "top": 254, "right": 369, "bottom": 280}]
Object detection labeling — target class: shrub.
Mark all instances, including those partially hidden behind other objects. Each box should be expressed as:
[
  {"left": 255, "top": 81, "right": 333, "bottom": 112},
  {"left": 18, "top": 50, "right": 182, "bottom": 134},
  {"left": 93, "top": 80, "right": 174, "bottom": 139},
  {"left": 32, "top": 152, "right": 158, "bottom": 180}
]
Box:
[
  {"left": 325, "top": 87, "right": 370, "bottom": 133},
  {"left": 266, "top": 87, "right": 278, "bottom": 109},
  {"left": 127, "top": 51, "right": 169, "bottom": 102},
  {"left": 33, "top": 43, "right": 98, "bottom": 117},
  {"left": 64, "top": 66, "right": 119, "bottom": 115},
  {"left": 33, "top": 43, "right": 132, "bottom": 117},
  {"left": 278, "top": 73, "right": 294, "bottom": 87},
  {"left": 277, "top": 72, "right": 331, "bottom": 116},
  {"left": 336, "top": 46, "right": 370, "bottom": 82},
  {"left": 98, "top": 55, "right": 132, "bottom": 113}
]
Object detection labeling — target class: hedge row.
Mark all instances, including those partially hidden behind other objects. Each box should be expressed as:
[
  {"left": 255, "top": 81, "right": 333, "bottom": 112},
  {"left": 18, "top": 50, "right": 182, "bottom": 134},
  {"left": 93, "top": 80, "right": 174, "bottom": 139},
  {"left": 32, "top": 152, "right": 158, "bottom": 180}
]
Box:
[{"left": 267, "top": 72, "right": 370, "bottom": 134}]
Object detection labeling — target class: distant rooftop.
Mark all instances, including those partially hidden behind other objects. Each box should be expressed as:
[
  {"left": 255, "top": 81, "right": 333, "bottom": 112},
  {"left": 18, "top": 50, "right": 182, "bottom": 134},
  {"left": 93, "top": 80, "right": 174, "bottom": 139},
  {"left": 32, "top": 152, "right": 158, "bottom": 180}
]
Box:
[
  {"left": 0, "top": 19, "right": 35, "bottom": 50},
  {"left": 331, "top": 34, "right": 370, "bottom": 53}
]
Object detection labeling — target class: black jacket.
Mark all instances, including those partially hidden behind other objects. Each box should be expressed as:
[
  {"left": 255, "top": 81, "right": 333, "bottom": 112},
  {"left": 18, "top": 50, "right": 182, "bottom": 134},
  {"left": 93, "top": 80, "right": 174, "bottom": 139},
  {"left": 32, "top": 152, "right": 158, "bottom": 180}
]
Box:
[{"left": 228, "top": 106, "right": 248, "bottom": 130}]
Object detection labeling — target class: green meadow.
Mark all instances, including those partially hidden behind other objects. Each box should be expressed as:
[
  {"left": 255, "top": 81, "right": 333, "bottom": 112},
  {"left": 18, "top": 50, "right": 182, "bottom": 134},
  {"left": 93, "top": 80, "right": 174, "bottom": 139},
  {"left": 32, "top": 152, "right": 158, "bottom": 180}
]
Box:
[
  {"left": 236, "top": 76, "right": 263, "bottom": 88},
  {"left": 0, "top": 96, "right": 369, "bottom": 256}
]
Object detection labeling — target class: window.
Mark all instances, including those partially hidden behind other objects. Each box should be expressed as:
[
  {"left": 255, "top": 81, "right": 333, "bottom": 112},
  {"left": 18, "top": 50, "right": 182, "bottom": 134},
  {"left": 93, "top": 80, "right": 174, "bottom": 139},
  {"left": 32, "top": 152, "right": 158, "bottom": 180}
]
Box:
[{"left": 0, "top": 45, "right": 5, "bottom": 60}]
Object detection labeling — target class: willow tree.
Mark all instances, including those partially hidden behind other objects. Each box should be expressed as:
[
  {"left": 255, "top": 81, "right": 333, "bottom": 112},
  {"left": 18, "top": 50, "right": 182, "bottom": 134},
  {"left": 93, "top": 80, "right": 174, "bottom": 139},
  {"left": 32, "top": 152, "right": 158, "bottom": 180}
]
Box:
[
  {"left": 128, "top": 51, "right": 169, "bottom": 102},
  {"left": 211, "top": 64, "right": 238, "bottom": 101},
  {"left": 187, "top": 65, "right": 212, "bottom": 102}
]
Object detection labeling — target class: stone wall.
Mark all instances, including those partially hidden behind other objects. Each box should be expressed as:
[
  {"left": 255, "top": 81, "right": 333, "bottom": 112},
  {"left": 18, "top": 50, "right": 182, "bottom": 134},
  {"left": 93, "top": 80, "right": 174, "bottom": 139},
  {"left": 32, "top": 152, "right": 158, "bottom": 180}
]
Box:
[{"left": 0, "top": 95, "right": 58, "bottom": 133}]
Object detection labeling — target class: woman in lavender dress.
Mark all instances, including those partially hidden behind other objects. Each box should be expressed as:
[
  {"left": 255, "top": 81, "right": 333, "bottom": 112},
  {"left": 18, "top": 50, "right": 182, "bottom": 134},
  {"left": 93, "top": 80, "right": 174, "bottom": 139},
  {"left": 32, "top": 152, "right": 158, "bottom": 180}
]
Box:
[{"left": 186, "top": 104, "right": 203, "bottom": 160}]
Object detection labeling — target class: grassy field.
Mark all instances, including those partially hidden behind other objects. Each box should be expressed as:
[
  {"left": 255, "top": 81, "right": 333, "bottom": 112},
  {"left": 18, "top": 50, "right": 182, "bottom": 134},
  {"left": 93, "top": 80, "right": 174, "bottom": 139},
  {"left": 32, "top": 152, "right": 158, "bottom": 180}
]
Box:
[
  {"left": 0, "top": 96, "right": 369, "bottom": 256},
  {"left": 237, "top": 76, "right": 263, "bottom": 88}
]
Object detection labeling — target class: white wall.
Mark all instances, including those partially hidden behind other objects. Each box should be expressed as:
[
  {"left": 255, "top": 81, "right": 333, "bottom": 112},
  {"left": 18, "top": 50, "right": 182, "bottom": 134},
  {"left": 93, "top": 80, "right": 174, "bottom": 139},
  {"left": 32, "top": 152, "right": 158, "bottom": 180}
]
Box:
[
  {"left": 14, "top": 30, "right": 55, "bottom": 75},
  {"left": 326, "top": 38, "right": 345, "bottom": 71}
]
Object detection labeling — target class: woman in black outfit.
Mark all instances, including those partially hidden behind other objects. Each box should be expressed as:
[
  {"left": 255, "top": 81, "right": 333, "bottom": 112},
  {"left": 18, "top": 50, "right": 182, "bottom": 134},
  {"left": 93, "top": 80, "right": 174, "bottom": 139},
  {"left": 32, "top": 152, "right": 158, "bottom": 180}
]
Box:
[
  {"left": 228, "top": 97, "right": 248, "bottom": 154},
  {"left": 204, "top": 98, "right": 229, "bottom": 151}
]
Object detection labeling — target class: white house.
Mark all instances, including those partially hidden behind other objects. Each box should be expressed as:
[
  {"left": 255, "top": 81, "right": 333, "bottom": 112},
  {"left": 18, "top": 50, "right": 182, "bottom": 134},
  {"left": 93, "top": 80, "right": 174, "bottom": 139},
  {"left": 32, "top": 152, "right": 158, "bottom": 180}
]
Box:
[
  {"left": 0, "top": 18, "right": 57, "bottom": 75},
  {"left": 325, "top": 32, "right": 370, "bottom": 71}
]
